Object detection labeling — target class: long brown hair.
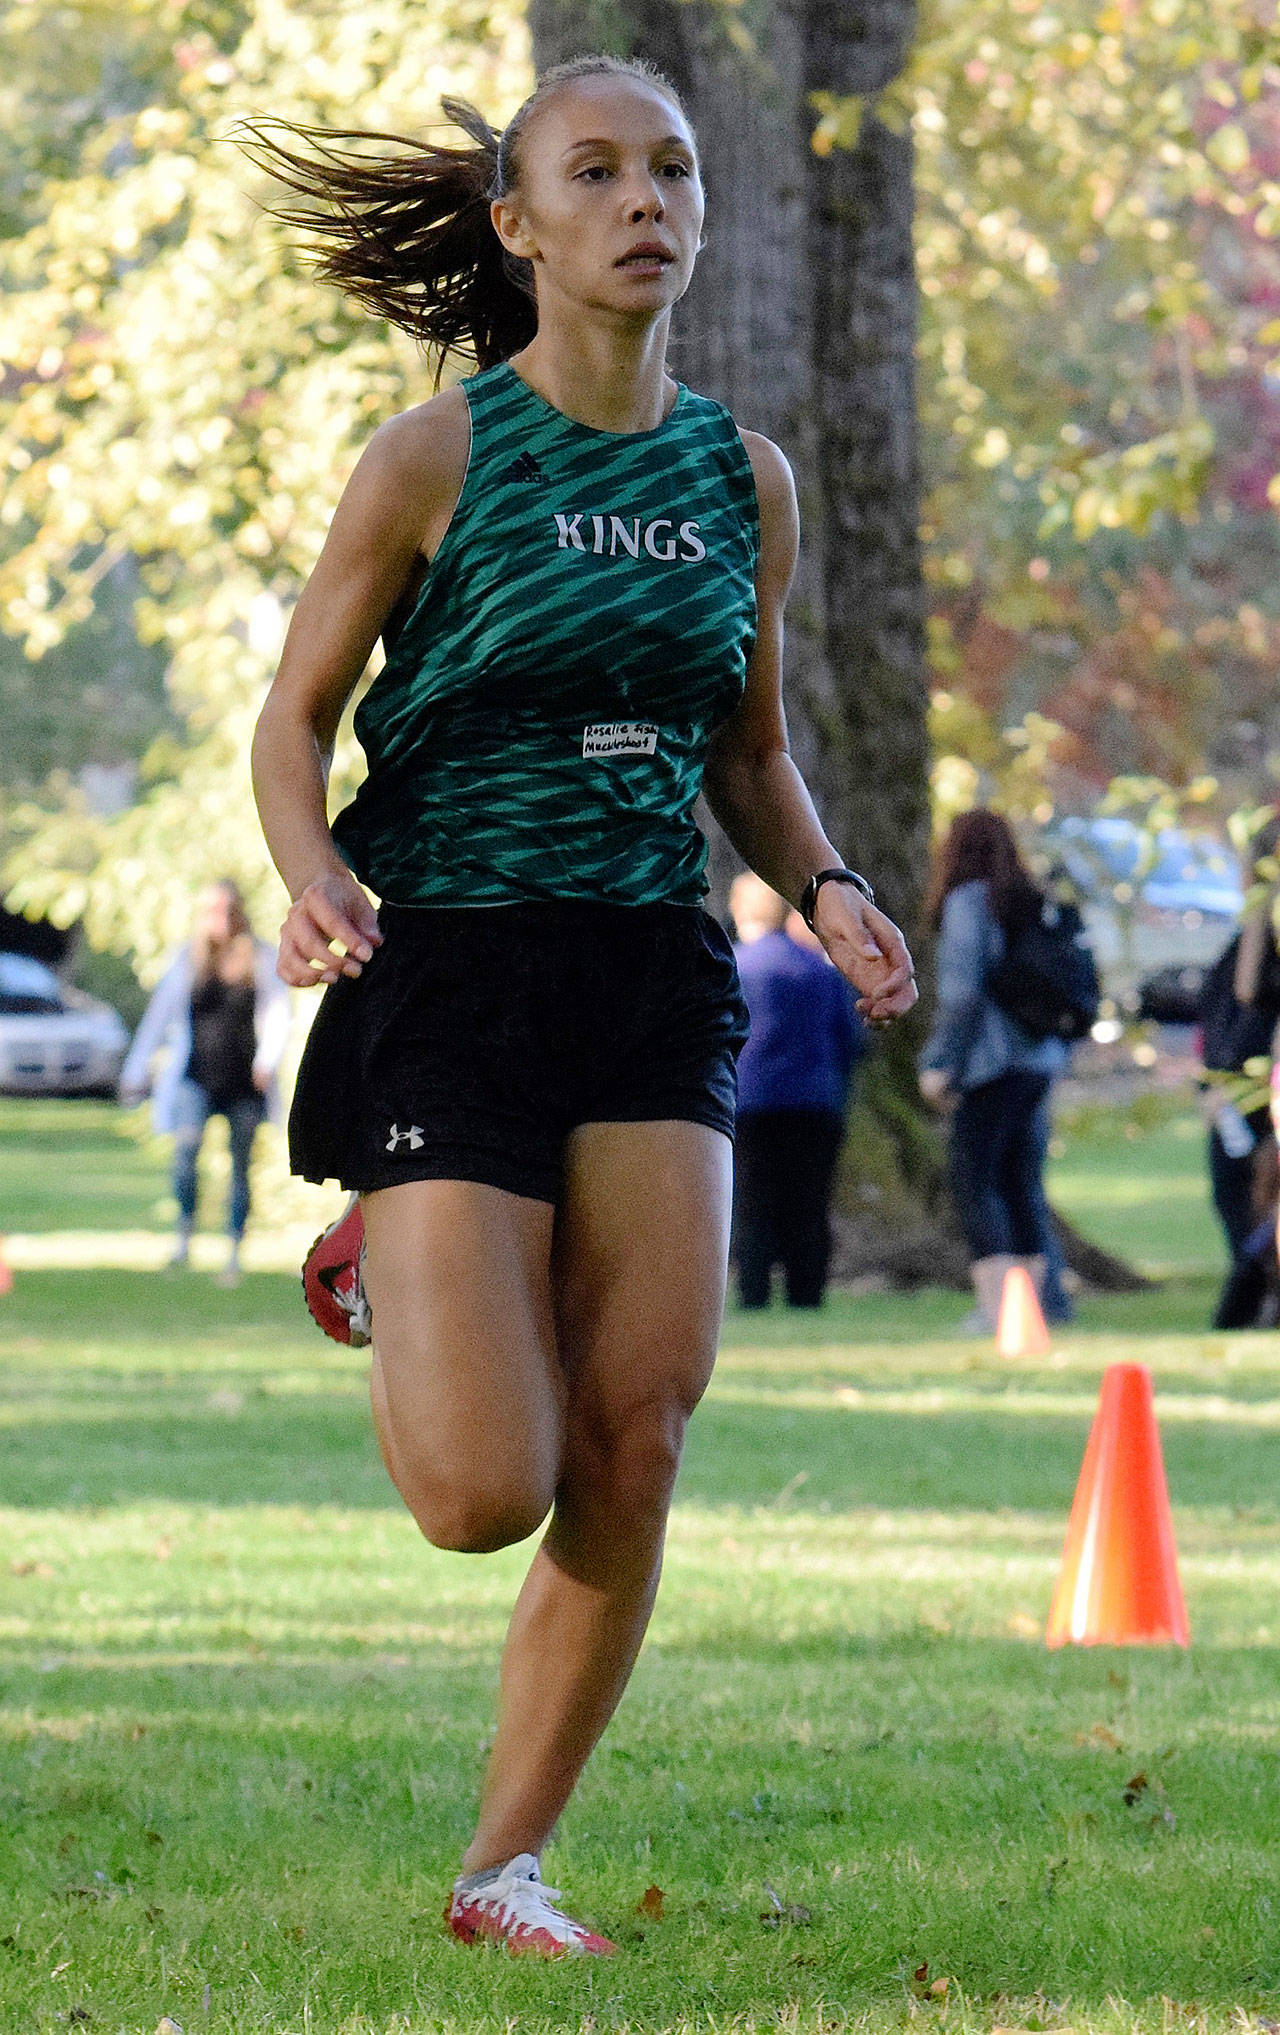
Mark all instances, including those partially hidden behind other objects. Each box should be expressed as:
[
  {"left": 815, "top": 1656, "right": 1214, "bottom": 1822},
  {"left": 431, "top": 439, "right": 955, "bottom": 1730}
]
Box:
[
  {"left": 234, "top": 56, "right": 691, "bottom": 379},
  {"left": 926, "top": 810, "right": 1040, "bottom": 931}
]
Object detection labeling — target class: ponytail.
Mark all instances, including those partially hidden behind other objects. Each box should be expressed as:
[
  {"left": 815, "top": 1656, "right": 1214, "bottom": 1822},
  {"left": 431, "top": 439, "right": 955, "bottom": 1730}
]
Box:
[
  {"left": 234, "top": 101, "right": 534, "bottom": 374},
  {"left": 235, "top": 56, "right": 690, "bottom": 378}
]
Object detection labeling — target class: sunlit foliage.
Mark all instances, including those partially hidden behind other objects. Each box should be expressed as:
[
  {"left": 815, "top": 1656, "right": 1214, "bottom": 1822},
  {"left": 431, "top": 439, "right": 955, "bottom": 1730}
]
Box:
[{"left": 0, "top": 0, "right": 529, "bottom": 976}]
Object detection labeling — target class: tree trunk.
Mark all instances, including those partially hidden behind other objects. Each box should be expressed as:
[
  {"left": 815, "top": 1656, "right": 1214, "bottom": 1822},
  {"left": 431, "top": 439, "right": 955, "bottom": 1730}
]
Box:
[{"left": 529, "top": 0, "right": 944, "bottom": 1239}]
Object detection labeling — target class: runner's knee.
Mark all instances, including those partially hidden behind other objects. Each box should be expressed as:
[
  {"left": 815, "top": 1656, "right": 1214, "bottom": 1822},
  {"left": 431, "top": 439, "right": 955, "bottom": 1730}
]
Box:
[
  {"left": 401, "top": 1467, "right": 553, "bottom": 1553},
  {"left": 566, "top": 1391, "right": 693, "bottom": 1532}
]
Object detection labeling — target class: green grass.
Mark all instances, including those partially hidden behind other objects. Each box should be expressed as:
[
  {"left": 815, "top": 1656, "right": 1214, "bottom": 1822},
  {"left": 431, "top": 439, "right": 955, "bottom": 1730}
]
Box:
[{"left": 2, "top": 1100, "right": 1278, "bottom": 2034}]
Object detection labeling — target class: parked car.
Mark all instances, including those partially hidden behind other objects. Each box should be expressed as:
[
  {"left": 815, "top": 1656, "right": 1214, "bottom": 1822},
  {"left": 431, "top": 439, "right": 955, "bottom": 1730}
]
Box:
[
  {"left": 1050, "top": 817, "right": 1244, "bottom": 918},
  {"left": 1039, "top": 818, "right": 1244, "bottom": 996},
  {"left": 0, "top": 952, "right": 130, "bottom": 1096}
]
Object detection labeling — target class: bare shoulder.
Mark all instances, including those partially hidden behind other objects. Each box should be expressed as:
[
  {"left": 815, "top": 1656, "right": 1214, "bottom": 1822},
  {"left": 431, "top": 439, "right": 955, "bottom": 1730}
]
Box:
[
  {"left": 359, "top": 384, "right": 471, "bottom": 500},
  {"left": 737, "top": 428, "right": 799, "bottom": 585},
  {"left": 335, "top": 383, "right": 471, "bottom": 558},
  {"left": 737, "top": 428, "right": 795, "bottom": 506}
]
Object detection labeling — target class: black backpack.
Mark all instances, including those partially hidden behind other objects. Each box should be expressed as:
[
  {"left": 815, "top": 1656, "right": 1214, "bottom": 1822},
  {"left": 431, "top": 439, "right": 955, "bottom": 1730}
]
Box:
[
  {"left": 987, "top": 892, "right": 1100, "bottom": 1043},
  {"left": 1199, "top": 931, "right": 1280, "bottom": 1073}
]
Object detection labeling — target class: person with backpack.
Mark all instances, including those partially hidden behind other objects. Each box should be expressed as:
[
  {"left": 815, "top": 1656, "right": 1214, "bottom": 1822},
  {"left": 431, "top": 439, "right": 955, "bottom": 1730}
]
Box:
[{"left": 919, "top": 810, "right": 1098, "bottom": 1332}]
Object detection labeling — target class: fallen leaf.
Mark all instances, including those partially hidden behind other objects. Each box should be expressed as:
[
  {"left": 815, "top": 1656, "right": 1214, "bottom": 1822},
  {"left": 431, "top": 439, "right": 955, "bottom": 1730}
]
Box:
[
  {"left": 914, "top": 1962, "right": 930, "bottom": 1985},
  {"left": 1123, "top": 1772, "right": 1149, "bottom": 1806},
  {"left": 284, "top": 1923, "right": 305, "bottom": 1942},
  {"left": 930, "top": 1975, "right": 950, "bottom": 1997},
  {"left": 635, "top": 1884, "right": 665, "bottom": 1920},
  {"left": 1091, "top": 1724, "right": 1122, "bottom": 1750},
  {"left": 10, "top": 1559, "right": 54, "bottom": 1578},
  {"left": 156, "top": 2018, "right": 184, "bottom": 2035}
]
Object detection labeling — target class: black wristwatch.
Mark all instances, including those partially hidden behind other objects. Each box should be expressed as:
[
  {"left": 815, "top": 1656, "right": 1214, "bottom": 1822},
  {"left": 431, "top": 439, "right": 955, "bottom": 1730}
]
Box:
[{"left": 800, "top": 867, "right": 875, "bottom": 931}]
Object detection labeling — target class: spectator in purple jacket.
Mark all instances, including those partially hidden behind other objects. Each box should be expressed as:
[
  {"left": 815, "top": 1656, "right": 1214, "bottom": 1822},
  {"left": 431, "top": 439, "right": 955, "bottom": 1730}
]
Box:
[{"left": 730, "top": 873, "right": 867, "bottom": 1308}]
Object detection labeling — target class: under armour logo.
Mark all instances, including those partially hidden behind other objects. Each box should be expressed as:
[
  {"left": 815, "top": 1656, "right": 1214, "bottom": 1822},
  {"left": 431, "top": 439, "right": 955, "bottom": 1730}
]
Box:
[
  {"left": 386, "top": 1123, "right": 425, "bottom": 1153},
  {"left": 500, "top": 451, "right": 548, "bottom": 484}
]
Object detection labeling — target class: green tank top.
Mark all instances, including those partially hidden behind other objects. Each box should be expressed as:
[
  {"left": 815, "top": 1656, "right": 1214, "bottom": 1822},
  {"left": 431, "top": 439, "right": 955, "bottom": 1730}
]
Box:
[{"left": 332, "top": 359, "right": 760, "bottom": 906}]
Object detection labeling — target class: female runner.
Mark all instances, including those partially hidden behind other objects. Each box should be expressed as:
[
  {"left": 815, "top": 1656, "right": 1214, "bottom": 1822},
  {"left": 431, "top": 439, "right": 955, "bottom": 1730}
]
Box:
[{"left": 247, "top": 55, "right": 918, "bottom": 1956}]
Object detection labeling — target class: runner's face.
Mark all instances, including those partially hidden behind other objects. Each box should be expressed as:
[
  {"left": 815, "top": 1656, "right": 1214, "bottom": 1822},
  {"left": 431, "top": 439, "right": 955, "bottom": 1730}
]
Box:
[{"left": 495, "top": 78, "right": 703, "bottom": 318}]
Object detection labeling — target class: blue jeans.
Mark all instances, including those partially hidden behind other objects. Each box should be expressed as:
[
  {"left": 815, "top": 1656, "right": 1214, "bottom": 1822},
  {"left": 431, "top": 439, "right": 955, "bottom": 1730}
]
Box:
[
  {"left": 950, "top": 1070, "right": 1054, "bottom": 1262},
  {"left": 171, "top": 1078, "right": 265, "bottom": 1240}
]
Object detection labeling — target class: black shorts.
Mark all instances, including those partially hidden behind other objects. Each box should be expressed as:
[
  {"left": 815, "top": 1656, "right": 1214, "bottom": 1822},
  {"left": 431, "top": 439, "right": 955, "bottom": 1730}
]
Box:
[{"left": 288, "top": 900, "right": 750, "bottom": 1204}]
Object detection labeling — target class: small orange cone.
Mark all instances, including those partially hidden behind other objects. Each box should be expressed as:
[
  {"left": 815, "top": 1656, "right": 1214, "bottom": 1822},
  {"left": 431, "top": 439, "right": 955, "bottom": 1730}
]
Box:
[
  {"left": 995, "top": 1264, "right": 1051, "bottom": 1359},
  {"left": 0, "top": 1239, "right": 12, "bottom": 1296},
  {"left": 1046, "top": 1363, "right": 1189, "bottom": 1648}
]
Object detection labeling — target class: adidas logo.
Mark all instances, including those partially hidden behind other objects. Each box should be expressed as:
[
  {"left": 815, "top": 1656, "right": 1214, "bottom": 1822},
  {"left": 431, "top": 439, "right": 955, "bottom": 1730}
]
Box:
[{"left": 501, "top": 452, "right": 548, "bottom": 484}]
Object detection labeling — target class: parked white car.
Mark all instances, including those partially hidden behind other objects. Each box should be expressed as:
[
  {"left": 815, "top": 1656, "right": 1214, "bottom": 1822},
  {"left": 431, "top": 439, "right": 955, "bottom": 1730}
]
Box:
[{"left": 0, "top": 952, "right": 130, "bottom": 1096}]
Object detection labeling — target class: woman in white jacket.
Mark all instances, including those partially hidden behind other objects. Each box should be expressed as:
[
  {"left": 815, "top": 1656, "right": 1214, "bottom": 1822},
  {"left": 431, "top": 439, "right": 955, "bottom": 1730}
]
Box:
[{"left": 119, "top": 881, "right": 291, "bottom": 1282}]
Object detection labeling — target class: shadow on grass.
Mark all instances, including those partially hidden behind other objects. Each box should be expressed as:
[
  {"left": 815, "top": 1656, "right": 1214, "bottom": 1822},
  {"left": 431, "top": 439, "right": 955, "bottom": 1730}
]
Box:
[{"left": 4, "top": 1385, "right": 1280, "bottom": 1516}]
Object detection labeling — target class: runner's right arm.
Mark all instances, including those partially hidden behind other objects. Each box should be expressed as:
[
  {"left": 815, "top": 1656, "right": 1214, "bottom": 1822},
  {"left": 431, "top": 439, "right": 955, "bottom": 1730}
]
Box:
[{"left": 251, "top": 389, "right": 469, "bottom": 986}]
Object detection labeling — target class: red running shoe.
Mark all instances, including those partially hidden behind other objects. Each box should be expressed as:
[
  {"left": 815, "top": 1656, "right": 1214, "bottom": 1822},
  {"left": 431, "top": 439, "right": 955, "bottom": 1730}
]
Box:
[
  {"left": 445, "top": 1855, "right": 616, "bottom": 1958},
  {"left": 301, "top": 1192, "right": 371, "bottom": 1347}
]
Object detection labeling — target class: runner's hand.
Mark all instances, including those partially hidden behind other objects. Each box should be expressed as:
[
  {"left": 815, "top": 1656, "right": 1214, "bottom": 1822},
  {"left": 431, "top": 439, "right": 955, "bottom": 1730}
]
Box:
[
  {"left": 813, "top": 885, "right": 918, "bottom": 1024},
  {"left": 278, "top": 867, "right": 382, "bottom": 987}
]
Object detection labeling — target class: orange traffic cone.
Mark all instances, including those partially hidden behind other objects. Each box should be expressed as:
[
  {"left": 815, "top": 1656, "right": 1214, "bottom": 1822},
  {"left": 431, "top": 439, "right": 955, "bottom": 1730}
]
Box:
[
  {"left": 1046, "top": 1363, "right": 1189, "bottom": 1647},
  {"left": 995, "top": 1264, "right": 1051, "bottom": 1359},
  {"left": 0, "top": 1239, "right": 12, "bottom": 1296}
]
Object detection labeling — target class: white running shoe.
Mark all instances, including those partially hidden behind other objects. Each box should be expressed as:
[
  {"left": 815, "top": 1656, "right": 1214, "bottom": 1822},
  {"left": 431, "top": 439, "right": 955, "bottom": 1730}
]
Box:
[{"left": 444, "top": 1854, "right": 616, "bottom": 1957}]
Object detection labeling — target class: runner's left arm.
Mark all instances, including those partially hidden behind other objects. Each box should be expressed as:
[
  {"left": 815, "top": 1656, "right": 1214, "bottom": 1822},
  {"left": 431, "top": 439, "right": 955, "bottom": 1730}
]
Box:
[{"left": 702, "top": 433, "right": 917, "bottom": 1024}]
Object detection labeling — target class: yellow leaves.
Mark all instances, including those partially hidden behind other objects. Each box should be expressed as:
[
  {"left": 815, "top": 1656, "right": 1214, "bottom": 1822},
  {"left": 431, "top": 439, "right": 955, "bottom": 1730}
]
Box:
[
  {"left": 973, "top": 427, "right": 1012, "bottom": 468},
  {"left": 1064, "top": 422, "right": 1215, "bottom": 540},
  {"left": 1206, "top": 123, "right": 1251, "bottom": 174},
  {"left": 809, "top": 91, "right": 865, "bottom": 157}
]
